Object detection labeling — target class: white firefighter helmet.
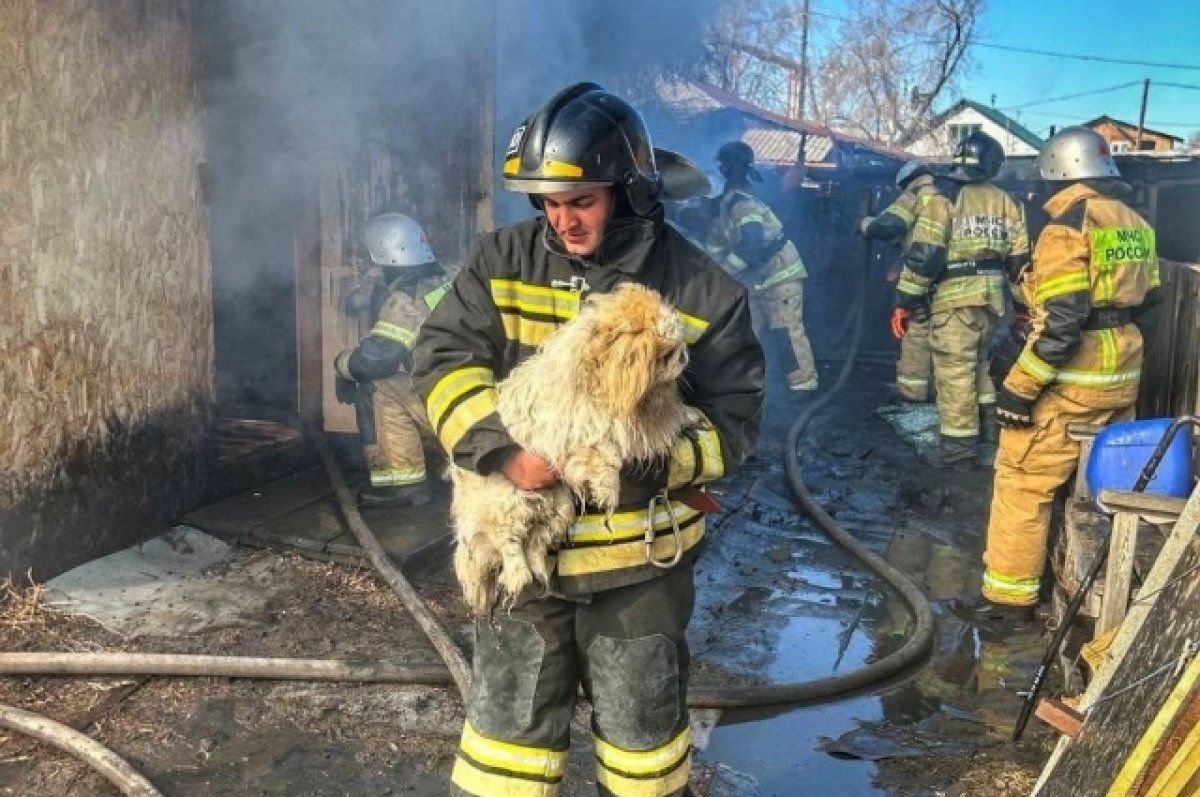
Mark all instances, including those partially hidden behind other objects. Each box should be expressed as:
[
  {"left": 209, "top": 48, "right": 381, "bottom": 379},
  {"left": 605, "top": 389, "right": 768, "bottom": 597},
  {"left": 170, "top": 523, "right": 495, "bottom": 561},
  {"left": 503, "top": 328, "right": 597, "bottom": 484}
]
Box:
[
  {"left": 362, "top": 213, "right": 436, "bottom": 267},
  {"left": 1037, "top": 126, "right": 1121, "bottom": 181}
]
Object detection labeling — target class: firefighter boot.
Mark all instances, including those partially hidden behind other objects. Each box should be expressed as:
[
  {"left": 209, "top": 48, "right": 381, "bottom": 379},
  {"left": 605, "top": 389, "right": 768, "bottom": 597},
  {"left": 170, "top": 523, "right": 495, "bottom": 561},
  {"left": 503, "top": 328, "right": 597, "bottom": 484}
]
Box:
[
  {"left": 950, "top": 594, "right": 1035, "bottom": 640},
  {"left": 920, "top": 434, "right": 978, "bottom": 471},
  {"left": 979, "top": 404, "right": 1000, "bottom": 444},
  {"left": 358, "top": 481, "right": 431, "bottom": 509}
]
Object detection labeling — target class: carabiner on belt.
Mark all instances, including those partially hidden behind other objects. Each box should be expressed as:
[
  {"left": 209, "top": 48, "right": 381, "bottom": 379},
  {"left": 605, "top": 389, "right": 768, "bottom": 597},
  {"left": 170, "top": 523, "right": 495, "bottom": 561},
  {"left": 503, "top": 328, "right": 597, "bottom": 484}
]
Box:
[{"left": 644, "top": 491, "right": 684, "bottom": 569}]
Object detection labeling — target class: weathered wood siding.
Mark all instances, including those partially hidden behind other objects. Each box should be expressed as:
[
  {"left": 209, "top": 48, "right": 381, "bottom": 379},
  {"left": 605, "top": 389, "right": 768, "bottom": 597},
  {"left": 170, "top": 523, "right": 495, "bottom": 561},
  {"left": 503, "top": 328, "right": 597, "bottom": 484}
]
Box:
[{"left": 0, "top": 1, "right": 213, "bottom": 580}]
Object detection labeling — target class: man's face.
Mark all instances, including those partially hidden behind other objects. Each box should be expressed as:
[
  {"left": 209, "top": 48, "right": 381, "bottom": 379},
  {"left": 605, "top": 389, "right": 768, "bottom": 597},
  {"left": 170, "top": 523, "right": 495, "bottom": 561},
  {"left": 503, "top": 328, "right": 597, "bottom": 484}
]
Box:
[{"left": 542, "top": 186, "right": 612, "bottom": 257}]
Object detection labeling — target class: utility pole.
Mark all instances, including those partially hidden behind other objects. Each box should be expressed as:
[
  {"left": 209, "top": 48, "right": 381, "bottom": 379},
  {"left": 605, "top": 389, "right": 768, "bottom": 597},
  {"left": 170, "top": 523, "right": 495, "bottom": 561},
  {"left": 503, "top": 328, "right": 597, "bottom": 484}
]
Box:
[
  {"left": 1135, "top": 78, "right": 1150, "bottom": 151},
  {"left": 798, "top": 0, "right": 811, "bottom": 119}
]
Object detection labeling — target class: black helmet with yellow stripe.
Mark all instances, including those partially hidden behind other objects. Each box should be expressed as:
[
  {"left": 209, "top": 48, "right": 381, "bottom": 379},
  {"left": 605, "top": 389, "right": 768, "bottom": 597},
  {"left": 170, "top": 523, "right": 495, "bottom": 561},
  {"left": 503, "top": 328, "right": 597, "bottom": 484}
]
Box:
[
  {"left": 949, "top": 130, "right": 1005, "bottom": 183},
  {"left": 503, "top": 82, "right": 661, "bottom": 216}
]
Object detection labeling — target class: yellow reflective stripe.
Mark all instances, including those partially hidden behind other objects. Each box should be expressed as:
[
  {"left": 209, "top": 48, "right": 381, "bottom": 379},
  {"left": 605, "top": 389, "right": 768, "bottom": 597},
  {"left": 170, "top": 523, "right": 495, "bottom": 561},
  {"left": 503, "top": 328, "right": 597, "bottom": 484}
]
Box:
[
  {"left": 371, "top": 320, "right": 417, "bottom": 348},
  {"left": 1148, "top": 257, "right": 1162, "bottom": 289},
  {"left": 569, "top": 502, "right": 702, "bottom": 544},
  {"left": 1034, "top": 271, "right": 1091, "bottom": 303},
  {"left": 557, "top": 517, "right": 705, "bottom": 577},
  {"left": 1056, "top": 368, "right": 1141, "bottom": 387},
  {"left": 503, "top": 157, "right": 520, "bottom": 176},
  {"left": 897, "top": 376, "right": 929, "bottom": 387},
  {"left": 941, "top": 423, "right": 979, "bottom": 438},
  {"left": 438, "top": 389, "right": 498, "bottom": 453},
  {"left": 490, "top": 279, "right": 582, "bottom": 320},
  {"left": 452, "top": 760, "right": 558, "bottom": 797},
  {"left": 596, "top": 754, "right": 690, "bottom": 796},
  {"left": 500, "top": 314, "right": 561, "bottom": 348},
  {"left": 759, "top": 259, "right": 805, "bottom": 289},
  {"left": 933, "top": 277, "right": 992, "bottom": 303},
  {"left": 693, "top": 418, "right": 724, "bottom": 482},
  {"left": 426, "top": 366, "right": 496, "bottom": 429},
  {"left": 736, "top": 212, "right": 767, "bottom": 226},
  {"left": 896, "top": 272, "right": 930, "bottom": 297},
  {"left": 458, "top": 721, "right": 567, "bottom": 781},
  {"left": 914, "top": 217, "right": 946, "bottom": 239},
  {"left": 595, "top": 727, "right": 691, "bottom": 777},
  {"left": 369, "top": 467, "right": 426, "bottom": 487},
  {"left": 1017, "top": 349, "right": 1056, "bottom": 385},
  {"left": 675, "top": 311, "right": 709, "bottom": 346},
  {"left": 982, "top": 569, "right": 1040, "bottom": 604},
  {"left": 666, "top": 437, "right": 696, "bottom": 491},
  {"left": 1099, "top": 328, "right": 1117, "bottom": 374},
  {"left": 423, "top": 282, "right": 452, "bottom": 311},
  {"left": 542, "top": 159, "right": 583, "bottom": 178},
  {"left": 885, "top": 204, "right": 915, "bottom": 225}
]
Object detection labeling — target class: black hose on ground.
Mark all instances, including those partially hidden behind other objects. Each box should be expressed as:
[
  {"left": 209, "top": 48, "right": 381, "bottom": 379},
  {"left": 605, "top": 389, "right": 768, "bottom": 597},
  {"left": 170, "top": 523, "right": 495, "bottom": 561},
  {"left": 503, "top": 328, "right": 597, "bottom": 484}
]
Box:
[{"left": 688, "top": 242, "right": 936, "bottom": 707}]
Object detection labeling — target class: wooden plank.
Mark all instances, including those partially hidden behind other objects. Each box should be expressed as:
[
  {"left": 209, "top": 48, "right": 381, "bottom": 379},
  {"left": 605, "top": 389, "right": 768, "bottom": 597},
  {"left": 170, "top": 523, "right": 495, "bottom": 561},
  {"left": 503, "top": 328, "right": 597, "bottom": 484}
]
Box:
[
  {"left": 1033, "top": 483, "right": 1200, "bottom": 795},
  {"left": 181, "top": 467, "right": 332, "bottom": 536},
  {"left": 295, "top": 189, "right": 324, "bottom": 428},
  {"left": 1098, "top": 490, "right": 1189, "bottom": 520},
  {"left": 1097, "top": 511, "right": 1139, "bottom": 636},
  {"left": 1107, "top": 656, "right": 1200, "bottom": 797}
]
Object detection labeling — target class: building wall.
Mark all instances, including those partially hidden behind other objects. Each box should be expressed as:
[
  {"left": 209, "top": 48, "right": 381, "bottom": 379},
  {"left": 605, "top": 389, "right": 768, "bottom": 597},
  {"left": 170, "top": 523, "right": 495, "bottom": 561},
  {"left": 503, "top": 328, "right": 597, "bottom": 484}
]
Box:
[
  {"left": 907, "top": 106, "right": 1041, "bottom": 158},
  {"left": 0, "top": 1, "right": 214, "bottom": 580},
  {"left": 1088, "top": 119, "right": 1178, "bottom": 153}
]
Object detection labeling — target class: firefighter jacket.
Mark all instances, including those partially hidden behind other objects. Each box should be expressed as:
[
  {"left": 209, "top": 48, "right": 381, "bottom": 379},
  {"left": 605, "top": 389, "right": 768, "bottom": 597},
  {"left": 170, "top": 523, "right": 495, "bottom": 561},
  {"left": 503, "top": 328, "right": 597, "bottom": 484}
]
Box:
[
  {"left": 896, "top": 180, "right": 1030, "bottom": 315},
  {"left": 340, "top": 269, "right": 451, "bottom": 383},
  {"left": 863, "top": 174, "right": 940, "bottom": 248},
  {"left": 1004, "top": 182, "right": 1160, "bottom": 408},
  {"left": 708, "top": 189, "right": 807, "bottom": 289},
  {"left": 412, "top": 212, "right": 765, "bottom": 596}
]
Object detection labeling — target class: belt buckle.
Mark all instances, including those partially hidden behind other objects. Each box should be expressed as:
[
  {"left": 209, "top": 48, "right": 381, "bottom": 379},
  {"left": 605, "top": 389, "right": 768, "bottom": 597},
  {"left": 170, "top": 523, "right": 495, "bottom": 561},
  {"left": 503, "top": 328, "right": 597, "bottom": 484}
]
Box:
[{"left": 644, "top": 492, "right": 684, "bottom": 569}]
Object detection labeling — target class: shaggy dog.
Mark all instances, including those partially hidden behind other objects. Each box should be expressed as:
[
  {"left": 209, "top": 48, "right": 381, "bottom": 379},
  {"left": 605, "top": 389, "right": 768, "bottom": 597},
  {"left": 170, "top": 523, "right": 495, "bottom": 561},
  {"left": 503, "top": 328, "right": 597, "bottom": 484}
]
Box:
[{"left": 450, "top": 283, "right": 694, "bottom": 615}]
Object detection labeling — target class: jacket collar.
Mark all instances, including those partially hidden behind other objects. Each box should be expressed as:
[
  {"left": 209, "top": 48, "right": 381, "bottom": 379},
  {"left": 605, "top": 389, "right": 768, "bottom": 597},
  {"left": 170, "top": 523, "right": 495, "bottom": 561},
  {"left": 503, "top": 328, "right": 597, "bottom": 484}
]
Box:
[
  {"left": 1044, "top": 182, "right": 1099, "bottom": 216},
  {"left": 540, "top": 213, "right": 663, "bottom": 275}
]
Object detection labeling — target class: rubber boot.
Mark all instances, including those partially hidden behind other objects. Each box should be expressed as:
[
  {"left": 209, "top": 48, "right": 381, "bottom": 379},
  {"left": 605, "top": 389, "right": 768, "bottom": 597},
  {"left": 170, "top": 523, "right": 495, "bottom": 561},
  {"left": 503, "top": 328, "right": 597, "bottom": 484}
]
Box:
[
  {"left": 979, "top": 404, "right": 1000, "bottom": 444},
  {"left": 950, "top": 594, "right": 1035, "bottom": 640},
  {"left": 358, "top": 481, "right": 431, "bottom": 509},
  {"left": 919, "top": 435, "right": 977, "bottom": 472}
]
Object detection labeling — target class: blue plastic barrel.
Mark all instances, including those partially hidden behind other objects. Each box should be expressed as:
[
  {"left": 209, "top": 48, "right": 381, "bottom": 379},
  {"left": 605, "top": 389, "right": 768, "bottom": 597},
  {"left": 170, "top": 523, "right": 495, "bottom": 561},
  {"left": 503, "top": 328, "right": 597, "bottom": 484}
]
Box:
[{"left": 1085, "top": 418, "right": 1193, "bottom": 502}]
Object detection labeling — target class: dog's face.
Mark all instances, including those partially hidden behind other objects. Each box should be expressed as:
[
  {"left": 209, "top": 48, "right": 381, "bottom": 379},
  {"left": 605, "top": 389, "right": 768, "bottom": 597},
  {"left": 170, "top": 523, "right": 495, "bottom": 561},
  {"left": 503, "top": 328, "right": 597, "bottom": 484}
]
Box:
[{"left": 578, "top": 284, "right": 687, "bottom": 417}]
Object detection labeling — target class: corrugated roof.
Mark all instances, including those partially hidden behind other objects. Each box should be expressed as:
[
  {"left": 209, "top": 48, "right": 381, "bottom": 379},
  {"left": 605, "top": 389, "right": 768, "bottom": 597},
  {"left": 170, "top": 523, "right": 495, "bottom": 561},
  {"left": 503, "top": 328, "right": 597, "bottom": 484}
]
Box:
[{"left": 742, "top": 126, "right": 832, "bottom": 165}]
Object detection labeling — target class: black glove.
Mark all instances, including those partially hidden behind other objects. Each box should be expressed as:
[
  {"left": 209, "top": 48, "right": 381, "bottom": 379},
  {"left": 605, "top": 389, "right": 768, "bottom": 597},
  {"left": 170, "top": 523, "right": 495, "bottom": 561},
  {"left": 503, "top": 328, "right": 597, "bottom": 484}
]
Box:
[
  {"left": 996, "top": 388, "right": 1034, "bottom": 430},
  {"left": 335, "top": 377, "right": 358, "bottom": 406},
  {"left": 905, "top": 295, "right": 931, "bottom": 323}
]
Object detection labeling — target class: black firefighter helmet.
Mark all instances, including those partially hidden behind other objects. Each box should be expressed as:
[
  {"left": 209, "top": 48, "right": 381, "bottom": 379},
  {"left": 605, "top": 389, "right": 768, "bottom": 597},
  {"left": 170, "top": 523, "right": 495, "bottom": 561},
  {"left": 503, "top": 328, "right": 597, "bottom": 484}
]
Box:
[
  {"left": 716, "top": 140, "right": 762, "bottom": 182},
  {"left": 949, "top": 130, "right": 1005, "bottom": 183},
  {"left": 502, "top": 82, "right": 661, "bottom": 216}
]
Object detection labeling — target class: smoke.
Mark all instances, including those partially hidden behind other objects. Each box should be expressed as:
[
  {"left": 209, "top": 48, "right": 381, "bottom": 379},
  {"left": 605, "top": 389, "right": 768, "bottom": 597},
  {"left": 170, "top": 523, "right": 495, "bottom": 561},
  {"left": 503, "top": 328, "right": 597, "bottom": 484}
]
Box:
[{"left": 199, "top": 0, "right": 721, "bottom": 411}]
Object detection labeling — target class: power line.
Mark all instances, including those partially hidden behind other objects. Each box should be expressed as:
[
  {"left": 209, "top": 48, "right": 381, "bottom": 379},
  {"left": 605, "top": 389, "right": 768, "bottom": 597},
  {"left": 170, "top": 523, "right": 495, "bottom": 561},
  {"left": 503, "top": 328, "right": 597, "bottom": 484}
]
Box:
[
  {"left": 1156, "top": 81, "right": 1200, "bottom": 91},
  {"left": 1001, "top": 81, "right": 1142, "bottom": 111},
  {"left": 974, "top": 42, "right": 1200, "bottom": 72}
]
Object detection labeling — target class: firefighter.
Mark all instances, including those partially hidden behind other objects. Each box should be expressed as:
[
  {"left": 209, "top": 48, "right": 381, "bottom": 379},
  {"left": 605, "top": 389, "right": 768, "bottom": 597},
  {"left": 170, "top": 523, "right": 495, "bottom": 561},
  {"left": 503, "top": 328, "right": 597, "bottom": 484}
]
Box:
[
  {"left": 894, "top": 131, "right": 1030, "bottom": 468},
  {"left": 707, "top": 140, "right": 817, "bottom": 392},
  {"left": 955, "top": 127, "right": 1160, "bottom": 630},
  {"left": 412, "top": 83, "right": 764, "bottom": 796},
  {"left": 859, "top": 160, "right": 941, "bottom": 403},
  {"left": 333, "top": 213, "right": 451, "bottom": 508}
]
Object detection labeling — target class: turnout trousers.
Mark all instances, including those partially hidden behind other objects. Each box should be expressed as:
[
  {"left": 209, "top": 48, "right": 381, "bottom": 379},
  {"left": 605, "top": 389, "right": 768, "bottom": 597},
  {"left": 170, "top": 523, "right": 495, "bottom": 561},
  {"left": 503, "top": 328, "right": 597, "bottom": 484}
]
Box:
[
  {"left": 355, "top": 375, "right": 431, "bottom": 487},
  {"left": 930, "top": 306, "right": 998, "bottom": 439},
  {"left": 895, "top": 315, "right": 933, "bottom": 402},
  {"left": 982, "top": 391, "right": 1134, "bottom": 606},
  {"left": 451, "top": 566, "right": 695, "bottom": 796},
  {"left": 750, "top": 280, "right": 818, "bottom": 391}
]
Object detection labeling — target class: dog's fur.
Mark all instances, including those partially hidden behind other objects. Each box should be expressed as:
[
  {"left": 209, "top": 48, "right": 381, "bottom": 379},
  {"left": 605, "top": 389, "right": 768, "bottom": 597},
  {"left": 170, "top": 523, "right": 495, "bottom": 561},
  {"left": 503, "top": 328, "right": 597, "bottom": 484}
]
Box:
[{"left": 450, "top": 283, "right": 694, "bottom": 615}]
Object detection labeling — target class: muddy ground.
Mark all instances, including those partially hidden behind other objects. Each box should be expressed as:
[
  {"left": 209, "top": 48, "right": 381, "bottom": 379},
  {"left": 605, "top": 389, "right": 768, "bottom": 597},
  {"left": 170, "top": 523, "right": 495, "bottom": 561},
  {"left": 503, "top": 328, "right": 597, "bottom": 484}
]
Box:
[{"left": 0, "top": 364, "right": 1057, "bottom": 796}]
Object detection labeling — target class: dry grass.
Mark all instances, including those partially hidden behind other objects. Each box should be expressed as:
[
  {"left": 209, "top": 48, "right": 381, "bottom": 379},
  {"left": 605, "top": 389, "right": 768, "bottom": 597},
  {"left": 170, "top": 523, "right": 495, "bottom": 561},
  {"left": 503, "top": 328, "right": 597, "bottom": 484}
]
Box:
[{"left": 0, "top": 572, "right": 61, "bottom": 631}]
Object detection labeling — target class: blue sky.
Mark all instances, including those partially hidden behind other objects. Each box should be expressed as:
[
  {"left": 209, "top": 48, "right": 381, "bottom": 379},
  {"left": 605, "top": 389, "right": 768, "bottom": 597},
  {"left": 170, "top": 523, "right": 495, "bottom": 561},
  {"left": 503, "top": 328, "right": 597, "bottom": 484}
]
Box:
[
  {"left": 808, "top": 0, "right": 1200, "bottom": 143},
  {"left": 957, "top": 1, "right": 1200, "bottom": 142}
]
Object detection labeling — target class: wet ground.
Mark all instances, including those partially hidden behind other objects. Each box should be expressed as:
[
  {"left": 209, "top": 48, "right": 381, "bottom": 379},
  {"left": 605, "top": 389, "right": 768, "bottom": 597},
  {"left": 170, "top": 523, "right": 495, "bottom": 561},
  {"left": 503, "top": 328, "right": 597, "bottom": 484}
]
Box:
[{"left": 0, "top": 363, "right": 1055, "bottom": 796}]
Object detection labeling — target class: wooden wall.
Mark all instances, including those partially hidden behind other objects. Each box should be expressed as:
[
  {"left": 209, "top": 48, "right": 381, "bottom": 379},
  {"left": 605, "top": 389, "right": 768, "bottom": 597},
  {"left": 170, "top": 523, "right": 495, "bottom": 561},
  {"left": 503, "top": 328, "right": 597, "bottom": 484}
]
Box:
[{"left": 0, "top": 1, "right": 213, "bottom": 581}]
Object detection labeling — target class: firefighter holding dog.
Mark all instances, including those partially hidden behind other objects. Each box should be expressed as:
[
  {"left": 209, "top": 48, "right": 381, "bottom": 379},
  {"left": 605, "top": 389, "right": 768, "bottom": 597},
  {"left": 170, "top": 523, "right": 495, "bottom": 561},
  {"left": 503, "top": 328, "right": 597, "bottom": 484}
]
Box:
[
  {"left": 955, "top": 127, "right": 1161, "bottom": 632},
  {"left": 413, "top": 84, "right": 763, "bottom": 796}
]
